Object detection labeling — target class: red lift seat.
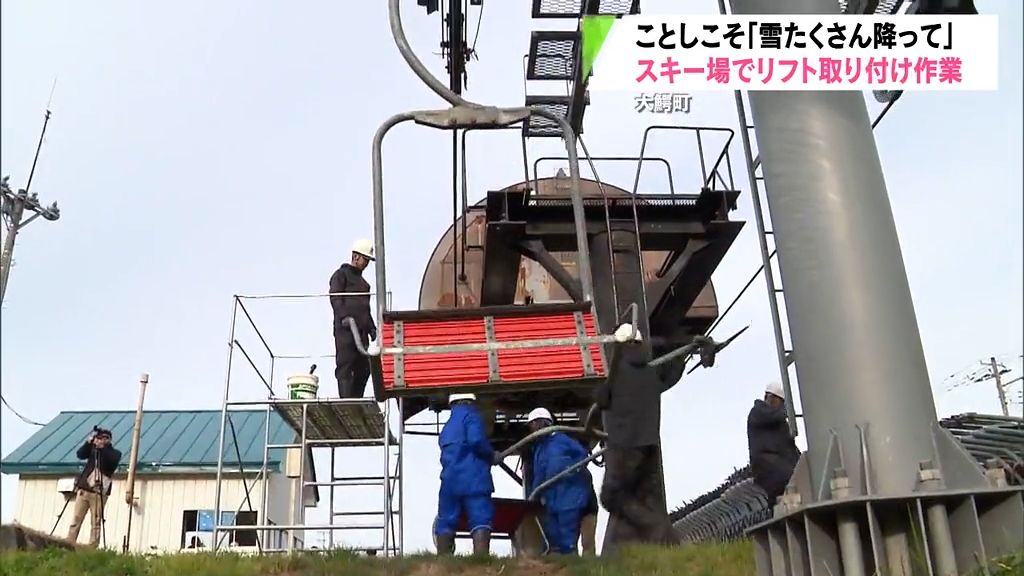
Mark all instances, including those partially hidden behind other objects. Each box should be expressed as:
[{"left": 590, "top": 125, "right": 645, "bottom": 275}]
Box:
[
  {"left": 370, "top": 302, "right": 608, "bottom": 399},
  {"left": 454, "top": 497, "right": 541, "bottom": 538}
]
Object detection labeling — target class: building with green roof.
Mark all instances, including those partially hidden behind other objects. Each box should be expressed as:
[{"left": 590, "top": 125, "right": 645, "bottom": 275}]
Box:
[{"left": 1, "top": 409, "right": 317, "bottom": 552}]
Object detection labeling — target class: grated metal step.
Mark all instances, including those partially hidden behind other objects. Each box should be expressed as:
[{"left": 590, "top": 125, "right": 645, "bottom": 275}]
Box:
[
  {"left": 527, "top": 30, "right": 579, "bottom": 81},
  {"left": 532, "top": 0, "right": 640, "bottom": 18},
  {"left": 523, "top": 94, "right": 589, "bottom": 138}
]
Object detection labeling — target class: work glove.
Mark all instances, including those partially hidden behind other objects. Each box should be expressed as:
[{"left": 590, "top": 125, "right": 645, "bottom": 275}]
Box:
[{"left": 492, "top": 452, "right": 503, "bottom": 466}]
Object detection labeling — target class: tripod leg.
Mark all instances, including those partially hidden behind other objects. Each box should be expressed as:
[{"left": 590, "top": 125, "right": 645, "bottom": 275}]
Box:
[
  {"left": 99, "top": 490, "right": 107, "bottom": 549},
  {"left": 50, "top": 497, "right": 72, "bottom": 536}
]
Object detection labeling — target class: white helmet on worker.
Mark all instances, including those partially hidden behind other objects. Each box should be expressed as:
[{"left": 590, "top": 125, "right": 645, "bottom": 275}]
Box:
[
  {"left": 449, "top": 393, "right": 476, "bottom": 404},
  {"left": 765, "top": 380, "right": 785, "bottom": 400},
  {"left": 528, "top": 407, "right": 553, "bottom": 423},
  {"left": 351, "top": 238, "right": 375, "bottom": 261}
]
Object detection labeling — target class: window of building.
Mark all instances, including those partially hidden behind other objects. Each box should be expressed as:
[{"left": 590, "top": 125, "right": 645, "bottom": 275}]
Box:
[{"left": 180, "top": 509, "right": 258, "bottom": 549}]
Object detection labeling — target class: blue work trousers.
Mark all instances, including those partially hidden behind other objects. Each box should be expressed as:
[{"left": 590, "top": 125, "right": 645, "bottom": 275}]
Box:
[
  {"left": 434, "top": 492, "right": 494, "bottom": 536},
  {"left": 543, "top": 507, "right": 584, "bottom": 555}
]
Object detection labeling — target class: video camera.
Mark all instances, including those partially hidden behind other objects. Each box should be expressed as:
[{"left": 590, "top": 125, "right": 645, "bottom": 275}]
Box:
[{"left": 91, "top": 426, "right": 112, "bottom": 440}]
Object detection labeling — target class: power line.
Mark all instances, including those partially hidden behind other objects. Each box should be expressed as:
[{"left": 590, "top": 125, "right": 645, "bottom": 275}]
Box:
[
  {"left": 944, "top": 355, "right": 1022, "bottom": 417},
  {"left": 1, "top": 394, "right": 45, "bottom": 426}
]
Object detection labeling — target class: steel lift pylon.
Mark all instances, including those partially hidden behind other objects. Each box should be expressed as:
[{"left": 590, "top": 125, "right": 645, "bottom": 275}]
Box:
[{"left": 723, "top": 0, "right": 1024, "bottom": 575}]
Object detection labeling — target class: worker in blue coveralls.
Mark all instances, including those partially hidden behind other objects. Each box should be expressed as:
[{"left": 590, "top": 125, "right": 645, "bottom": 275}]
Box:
[
  {"left": 434, "top": 393, "right": 501, "bottom": 557},
  {"left": 527, "top": 407, "right": 593, "bottom": 555}
]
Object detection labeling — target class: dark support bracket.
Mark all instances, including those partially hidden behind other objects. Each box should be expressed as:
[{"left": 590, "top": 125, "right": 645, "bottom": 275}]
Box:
[{"left": 517, "top": 238, "right": 584, "bottom": 302}]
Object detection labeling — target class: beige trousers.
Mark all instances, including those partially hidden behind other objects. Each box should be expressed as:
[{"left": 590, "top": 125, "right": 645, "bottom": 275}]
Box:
[{"left": 66, "top": 489, "right": 104, "bottom": 548}]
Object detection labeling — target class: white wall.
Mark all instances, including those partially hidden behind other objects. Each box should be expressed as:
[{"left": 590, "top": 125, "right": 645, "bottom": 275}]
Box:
[{"left": 13, "top": 472, "right": 297, "bottom": 552}]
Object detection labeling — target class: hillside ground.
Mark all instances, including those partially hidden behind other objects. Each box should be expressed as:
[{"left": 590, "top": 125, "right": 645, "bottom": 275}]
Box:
[{"left": 1, "top": 540, "right": 1020, "bottom": 576}]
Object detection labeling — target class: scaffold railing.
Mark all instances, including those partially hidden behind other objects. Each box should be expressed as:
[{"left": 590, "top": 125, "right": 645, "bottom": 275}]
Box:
[{"left": 211, "top": 292, "right": 404, "bottom": 557}]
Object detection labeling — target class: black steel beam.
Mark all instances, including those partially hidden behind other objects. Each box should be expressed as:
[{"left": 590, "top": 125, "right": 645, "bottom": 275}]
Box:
[{"left": 480, "top": 222, "right": 524, "bottom": 306}]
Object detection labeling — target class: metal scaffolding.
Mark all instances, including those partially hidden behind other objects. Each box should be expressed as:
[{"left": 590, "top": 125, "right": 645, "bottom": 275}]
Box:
[{"left": 211, "top": 293, "right": 404, "bottom": 556}]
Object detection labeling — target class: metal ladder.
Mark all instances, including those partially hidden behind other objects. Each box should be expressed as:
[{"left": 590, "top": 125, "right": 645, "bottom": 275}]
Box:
[
  {"left": 732, "top": 92, "right": 801, "bottom": 436},
  {"left": 325, "top": 439, "right": 401, "bottom": 556}
]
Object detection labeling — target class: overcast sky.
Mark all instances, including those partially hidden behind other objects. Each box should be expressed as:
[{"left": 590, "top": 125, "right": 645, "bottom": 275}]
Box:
[{"left": 2, "top": 0, "right": 1021, "bottom": 555}]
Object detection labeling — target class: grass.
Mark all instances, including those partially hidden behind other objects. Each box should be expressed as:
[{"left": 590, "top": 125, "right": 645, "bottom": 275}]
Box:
[
  {"left": 1, "top": 542, "right": 1020, "bottom": 576},
  {"left": 0, "top": 541, "right": 754, "bottom": 576}
]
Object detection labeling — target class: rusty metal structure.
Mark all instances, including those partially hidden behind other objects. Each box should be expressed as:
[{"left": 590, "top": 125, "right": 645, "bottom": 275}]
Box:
[{"left": 343, "top": 0, "right": 748, "bottom": 554}]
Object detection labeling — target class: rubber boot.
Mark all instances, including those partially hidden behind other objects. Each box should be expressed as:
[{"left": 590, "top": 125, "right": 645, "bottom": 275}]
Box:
[
  {"left": 471, "top": 528, "right": 491, "bottom": 557},
  {"left": 435, "top": 533, "right": 455, "bottom": 556}
]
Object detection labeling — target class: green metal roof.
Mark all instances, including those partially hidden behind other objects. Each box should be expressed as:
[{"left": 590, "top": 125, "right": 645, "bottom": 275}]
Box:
[{"left": 0, "top": 410, "right": 297, "bottom": 475}]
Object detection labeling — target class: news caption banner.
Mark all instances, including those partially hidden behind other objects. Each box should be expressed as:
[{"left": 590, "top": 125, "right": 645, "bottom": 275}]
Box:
[{"left": 580, "top": 13, "right": 998, "bottom": 105}]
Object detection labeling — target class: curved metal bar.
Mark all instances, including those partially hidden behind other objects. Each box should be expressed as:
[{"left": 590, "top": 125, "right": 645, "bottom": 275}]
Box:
[
  {"left": 631, "top": 126, "right": 736, "bottom": 194},
  {"left": 582, "top": 403, "right": 601, "bottom": 434},
  {"left": 373, "top": 107, "right": 594, "bottom": 311},
  {"left": 388, "top": 0, "right": 472, "bottom": 108},
  {"left": 648, "top": 335, "right": 715, "bottom": 368},
  {"left": 343, "top": 317, "right": 379, "bottom": 357},
  {"left": 499, "top": 425, "right": 607, "bottom": 461},
  {"left": 528, "top": 447, "right": 607, "bottom": 502},
  {"left": 371, "top": 112, "right": 418, "bottom": 344},
  {"left": 532, "top": 155, "right": 677, "bottom": 197},
  {"left": 386, "top": 0, "right": 596, "bottom": 308}
]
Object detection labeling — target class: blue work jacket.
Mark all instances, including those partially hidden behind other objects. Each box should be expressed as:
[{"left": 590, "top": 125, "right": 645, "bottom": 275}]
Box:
[
  {"left": 530, "top": 432, "right": 592, "bottom": 512},
  {"left": 439, "top": 403, "right": 495, "bottom": 496}
]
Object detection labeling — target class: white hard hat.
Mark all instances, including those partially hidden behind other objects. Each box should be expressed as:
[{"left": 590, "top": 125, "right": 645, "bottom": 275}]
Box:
[
  {"left": 351, "top": 238, "right": 375, "bottom": 261},
  {"left": 528, "top": 407, "right": 553, "bottom": 423},
  {"left": 449, "top": 393, "right": 476, "bottom": 403},
  {"left": 765, "top": 381, "right": 785, "bottom": 399}
]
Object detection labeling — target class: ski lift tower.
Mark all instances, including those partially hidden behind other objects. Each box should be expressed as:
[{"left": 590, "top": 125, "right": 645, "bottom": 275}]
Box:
[{"left": 724, "top": 0, "right": 1024, "bottom": 574}]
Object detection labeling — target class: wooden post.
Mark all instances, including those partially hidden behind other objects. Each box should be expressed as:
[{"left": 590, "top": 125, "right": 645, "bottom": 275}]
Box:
[{"left": 122, "top": 373, "right": 148, "bottom": 552}]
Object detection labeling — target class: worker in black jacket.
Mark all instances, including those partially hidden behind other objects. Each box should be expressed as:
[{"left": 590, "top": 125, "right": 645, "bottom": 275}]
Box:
[
  {"left": 593, "top": 329, "right": 680, "bottom": 553},
  {"left": 67, "top": 427, "right": 122, "bottom": 548},
  {"left": 746, "top": 381, "right": 801, "bottom": 503},
  {"left": 330, "top": 238, "right": 377, "bottom": 398}
]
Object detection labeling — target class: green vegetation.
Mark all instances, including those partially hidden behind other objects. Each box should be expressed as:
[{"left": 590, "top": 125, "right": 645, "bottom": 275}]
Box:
[
  {"left": 0, "top": 541, "right": 754, "bottom": 576},
  {"left": 2, "top": 542, "right": 1020, "bottom": 576}
]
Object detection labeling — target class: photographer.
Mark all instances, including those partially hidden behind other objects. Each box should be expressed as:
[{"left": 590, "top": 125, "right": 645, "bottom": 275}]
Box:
[{"left": 66, "top": 427, "right": 122, "bottom": 548}]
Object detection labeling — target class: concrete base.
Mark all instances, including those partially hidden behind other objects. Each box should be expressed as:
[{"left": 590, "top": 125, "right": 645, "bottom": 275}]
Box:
[{"left": 747, "top": 426, "right": 1024, "bottom": 576}]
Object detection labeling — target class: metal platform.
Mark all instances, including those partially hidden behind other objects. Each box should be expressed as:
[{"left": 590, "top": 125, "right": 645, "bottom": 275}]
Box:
[
  {"left": 531, "top": 0, "right": 640, "bottom": 18},
  {"left": 272, "top": 399, "right": 398, "bottom": 447},
  {"left": 527, "top": 31, "right": 578, "bottom": 81},
  {"left": 212, "top": 294, "right": 404, "bottom": 556}
]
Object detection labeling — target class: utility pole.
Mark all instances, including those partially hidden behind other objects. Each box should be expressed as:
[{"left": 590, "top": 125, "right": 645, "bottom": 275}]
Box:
[
  {"left": 988, "top": 356, "right": 1010, "bottom": 417},
  {"left": 1, "top": 109, "right": 61, "bottom": 304}
]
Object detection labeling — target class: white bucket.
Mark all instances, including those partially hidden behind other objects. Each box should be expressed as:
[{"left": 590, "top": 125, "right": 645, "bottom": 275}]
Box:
[{"left": 287, "top": 374, "right": 319, "bottom": 400}]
